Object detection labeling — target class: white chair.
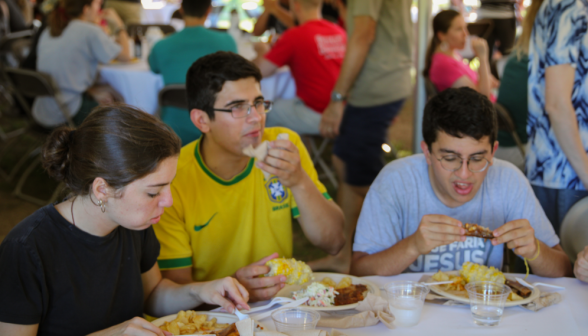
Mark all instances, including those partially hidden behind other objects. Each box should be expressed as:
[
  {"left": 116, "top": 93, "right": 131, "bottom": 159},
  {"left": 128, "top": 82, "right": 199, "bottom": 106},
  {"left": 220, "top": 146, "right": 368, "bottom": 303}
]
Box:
[{"left": 560, "top": 196, "right": 588, "bottom": 263}]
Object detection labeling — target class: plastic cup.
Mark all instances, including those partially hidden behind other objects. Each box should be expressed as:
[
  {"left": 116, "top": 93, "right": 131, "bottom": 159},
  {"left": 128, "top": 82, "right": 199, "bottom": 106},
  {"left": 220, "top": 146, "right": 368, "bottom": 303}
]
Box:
[
  {"left": 385, "top": 281, "right": 429, "bottom": 327},
  {"left": 271, "top": 308, "right": 321, "bottom": 332},
  {"left": 465, "top": 281, "right": 511, "bottom": 326}
]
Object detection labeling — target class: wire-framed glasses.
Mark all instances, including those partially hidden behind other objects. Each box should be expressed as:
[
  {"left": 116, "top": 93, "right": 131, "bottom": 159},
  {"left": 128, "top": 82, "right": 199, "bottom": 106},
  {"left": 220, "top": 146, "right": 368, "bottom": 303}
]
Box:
[
  {"left": 433, "top": 154, "right": 491, "bottom": 173},
  {"left": 213, "top": 100, "right": 273, "bottom": 119}
]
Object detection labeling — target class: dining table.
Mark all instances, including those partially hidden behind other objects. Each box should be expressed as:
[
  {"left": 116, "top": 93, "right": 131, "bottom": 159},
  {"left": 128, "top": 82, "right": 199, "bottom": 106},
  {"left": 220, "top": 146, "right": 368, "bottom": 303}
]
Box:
[
  {"left": 249, "top": 273, "right": 587, "bottom": 336},
  {"left": 98, "top": 59, "right": 296, "bottom": 115}
]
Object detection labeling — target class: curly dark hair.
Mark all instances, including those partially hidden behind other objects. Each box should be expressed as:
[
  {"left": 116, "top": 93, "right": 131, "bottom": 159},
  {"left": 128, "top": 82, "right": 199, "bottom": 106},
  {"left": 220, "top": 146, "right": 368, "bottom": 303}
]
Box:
[
  {"left": 186, "top": 51, "right": 262, "bottom": 120},
  {"left": 422, "top": 87, "right": 497, "bottom": 151}
]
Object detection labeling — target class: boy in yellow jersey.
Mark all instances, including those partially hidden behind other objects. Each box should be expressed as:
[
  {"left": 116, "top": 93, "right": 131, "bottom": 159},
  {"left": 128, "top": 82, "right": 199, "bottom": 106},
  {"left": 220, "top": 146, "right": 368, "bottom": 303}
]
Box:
[{"left": 153, "top": 51, "right": 345, "bottom": 302}]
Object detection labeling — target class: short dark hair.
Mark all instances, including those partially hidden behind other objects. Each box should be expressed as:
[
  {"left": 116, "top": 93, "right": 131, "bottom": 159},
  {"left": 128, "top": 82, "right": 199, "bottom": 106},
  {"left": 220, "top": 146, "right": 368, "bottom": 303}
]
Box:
[
  {"left": 186, "top": 51, "right": 262, "bottom": 120},
  {"left": 42, "top": 104, "right": 181, "bottom": 196},
  {"left": 182, "top": 0, "right": 211, "bottom": 18},
  {"left": 422, "top": 87, "right": 497, "bottom": 151}
]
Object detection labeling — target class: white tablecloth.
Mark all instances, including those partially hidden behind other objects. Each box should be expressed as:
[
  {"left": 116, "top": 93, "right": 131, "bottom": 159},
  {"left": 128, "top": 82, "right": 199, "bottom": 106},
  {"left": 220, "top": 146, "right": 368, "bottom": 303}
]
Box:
[
  {"left": 98, "top": 61, "right": 296, "bottom": 115},
  {"left": 99, "top": 61, "right": 164, "bottom": 115},
  {"left": 253, "top": 273, "right": 587, "bottom": 336}
]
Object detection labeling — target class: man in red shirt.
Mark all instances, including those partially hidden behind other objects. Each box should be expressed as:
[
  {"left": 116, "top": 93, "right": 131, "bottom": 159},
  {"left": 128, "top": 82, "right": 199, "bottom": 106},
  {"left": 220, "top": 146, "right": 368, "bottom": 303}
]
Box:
[{"left": 254, "top": 0, "right": 346, "bottom": 135}]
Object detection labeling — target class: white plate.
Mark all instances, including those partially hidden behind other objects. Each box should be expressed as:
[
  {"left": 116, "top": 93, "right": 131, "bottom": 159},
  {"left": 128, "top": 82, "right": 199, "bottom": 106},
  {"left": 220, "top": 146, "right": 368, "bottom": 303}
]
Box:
[
  {"left": 428, "top": 271, "right": 541, "bottom": 307},
  {"left": 151, "top": 311, "right": 265, "bottom": 333},
  {"left": 275, "top": 272, "right": 381, "bottom": 311}
]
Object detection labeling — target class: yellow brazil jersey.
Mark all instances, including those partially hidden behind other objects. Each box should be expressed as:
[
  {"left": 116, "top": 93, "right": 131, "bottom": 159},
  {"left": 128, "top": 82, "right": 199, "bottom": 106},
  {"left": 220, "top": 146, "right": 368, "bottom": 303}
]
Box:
[{"left": 153, "top": 127, "right": 330, "bottom": 281}]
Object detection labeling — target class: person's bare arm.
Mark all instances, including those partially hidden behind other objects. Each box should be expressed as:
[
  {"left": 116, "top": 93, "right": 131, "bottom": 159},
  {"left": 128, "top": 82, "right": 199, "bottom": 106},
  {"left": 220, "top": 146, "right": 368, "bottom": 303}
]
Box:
[
  {"left": 469, "top": 37, "right": 493, "bottom": 99},
  {"left": 258, "top": 140, "right": 345, "bottom": 255},
  {"left": 492, "top": 220, "right": 572, "bottom": 277},
  {"left": 102, "top": 8, "right": 131, "bottom": 62},
  {"left": 254, "top": 58, "right": 279, "bottom": 78},
  {"left": 269, "top": 5, "right": 295, "bottom": 29},
  {"left": 252, "top": 42, "right": 279, "bottom": 78},
  {"left": 115, "top": 30, "right": 131, "bottom": 62},
  {"left": 0, "top": 322, "right": 38, "bottom": 336},
  {"left": 544, "top": 64, "right": 588, "bottom": 187},
  {"left": 320, "top": 15, "right": 376, "bottom": 138},
  {"left": 574, "top": 246, "right": 588, "bottom": 282},
  {"left": 161, "top": 267, "right": 193, "bottom": 284},
  {"left": 253, "top": 10, "right": 271, "bottom": 36},
  {"left": 143, "top": 264, "right": 250, "bottom": 317},
  {"left": 351, "top": 215, "right": 466, "bottom": 276}
]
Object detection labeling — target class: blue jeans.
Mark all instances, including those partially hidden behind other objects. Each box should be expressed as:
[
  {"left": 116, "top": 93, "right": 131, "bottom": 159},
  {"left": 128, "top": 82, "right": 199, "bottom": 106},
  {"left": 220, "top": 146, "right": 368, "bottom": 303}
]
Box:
[{"left": 532, "top": 185, "right": 588, "bottom": 235}]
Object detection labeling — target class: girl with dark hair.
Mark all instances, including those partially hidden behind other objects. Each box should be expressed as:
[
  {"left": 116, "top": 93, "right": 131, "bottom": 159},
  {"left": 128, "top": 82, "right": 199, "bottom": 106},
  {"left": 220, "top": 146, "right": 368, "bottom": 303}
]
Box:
[
  {"left": 0, "top": 104, "right": 250, "bottom": 336},
  {"left": 423, "top": 9, "right": 497, "bottom": 101},
  {"left": 32, "top": 0, "right": 131, "bottom": 128}
]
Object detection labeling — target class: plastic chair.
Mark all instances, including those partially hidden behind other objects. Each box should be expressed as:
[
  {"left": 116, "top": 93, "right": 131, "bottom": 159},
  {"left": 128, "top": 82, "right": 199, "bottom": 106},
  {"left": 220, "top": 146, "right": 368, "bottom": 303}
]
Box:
[
  {"left": 494, "top": 103, "right": 525, "bottom": 157},
  {"left": 1, "top": 67, "right": 72, "bottom": 205},
  {"left": 467, "top": 19, "right": 494, "bottom": 40},
  {"left": 127, "top": 24, "right": 175, "bottom": 36},
  {"left": 560, "top": 196, "right": 588, "bottom": 263},
  {"left": 158, "top": 84, "right": 188, "bottom": 110}
]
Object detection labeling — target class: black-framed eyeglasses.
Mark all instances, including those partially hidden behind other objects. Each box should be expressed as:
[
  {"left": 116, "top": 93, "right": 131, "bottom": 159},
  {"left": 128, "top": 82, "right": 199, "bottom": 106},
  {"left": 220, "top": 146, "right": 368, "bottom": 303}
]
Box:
[
  {"left": 433, "top": 154, "right": 491, "bottom": 173},
  {"left": 213, "top": 100, "right": 273, "bottom": 119}
]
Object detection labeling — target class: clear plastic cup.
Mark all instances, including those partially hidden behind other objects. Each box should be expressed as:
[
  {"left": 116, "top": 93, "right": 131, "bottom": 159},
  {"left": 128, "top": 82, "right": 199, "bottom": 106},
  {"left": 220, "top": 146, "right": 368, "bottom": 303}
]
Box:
[
  {"left": 465, "top": 281, "right": 511, "bottom": 326},
  {"left": 271, "top": 308, "right": 321, "bottom": 332},
  {"left": 385, "top": 281, "right": 430, "bottom": 327}
]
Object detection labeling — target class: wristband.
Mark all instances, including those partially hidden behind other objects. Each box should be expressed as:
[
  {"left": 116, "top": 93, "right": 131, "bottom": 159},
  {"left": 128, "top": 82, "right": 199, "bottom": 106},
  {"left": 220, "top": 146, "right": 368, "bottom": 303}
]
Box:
[{"left": 523, "top": 238, "right": 541, "bottom": 279}]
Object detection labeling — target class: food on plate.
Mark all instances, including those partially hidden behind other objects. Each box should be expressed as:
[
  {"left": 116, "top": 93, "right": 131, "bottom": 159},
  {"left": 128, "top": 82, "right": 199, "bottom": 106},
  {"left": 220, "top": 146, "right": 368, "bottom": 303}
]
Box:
[
  {"left": 463, "top": 223, "right": 495, "bottom": 239},
  {"left": 158, "top": 310, "right": 229, "bottom": 335},
  {"left": 505, "top": 279, "right": 532, "bottom": 298},
  {"left": 320, "top": 276, "right": 352, "bottom": 289},
  {"left": 215, "top": 323, "right": 264, "bottom": 336},
  {"left": 334, "top": 284, "right": 368, "bottom": 306},
  {"left": 292, "top": 276, "right": 369, "bottom": 307},
  {"left": 432, "top": 262, "right": 525, "bottom": 301},
  {"left": 265, "top": 258, "right": 313, "bottom": 285},
  {"left": 293, "top": 282, "right": 338, "bottom": 307},
  {"left": 460, "top": 262, "right": 505, "bottom": 284}
]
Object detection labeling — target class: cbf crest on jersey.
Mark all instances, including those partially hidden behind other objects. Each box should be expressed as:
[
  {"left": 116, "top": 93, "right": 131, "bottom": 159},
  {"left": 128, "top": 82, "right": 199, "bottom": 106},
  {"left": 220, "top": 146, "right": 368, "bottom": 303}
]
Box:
[{"left": 265, "top": 176, "right": 288, "bottom": 203}]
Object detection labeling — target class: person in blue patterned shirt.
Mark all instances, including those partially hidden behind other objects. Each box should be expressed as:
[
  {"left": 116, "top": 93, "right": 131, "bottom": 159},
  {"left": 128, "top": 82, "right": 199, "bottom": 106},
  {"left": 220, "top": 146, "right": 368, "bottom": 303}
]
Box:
[{"left": 527, "top": 0, "right": 588, "bottom": 234}]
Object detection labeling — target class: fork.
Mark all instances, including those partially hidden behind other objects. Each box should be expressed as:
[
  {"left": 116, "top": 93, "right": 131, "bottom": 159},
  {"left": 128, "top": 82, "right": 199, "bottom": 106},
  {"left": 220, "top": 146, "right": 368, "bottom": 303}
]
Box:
[
  {"left": 515, "top": 277, "right": 566, "bottom": 290},
  {"left": 233, "top": 297, "right": 299, "bottom": 321}
]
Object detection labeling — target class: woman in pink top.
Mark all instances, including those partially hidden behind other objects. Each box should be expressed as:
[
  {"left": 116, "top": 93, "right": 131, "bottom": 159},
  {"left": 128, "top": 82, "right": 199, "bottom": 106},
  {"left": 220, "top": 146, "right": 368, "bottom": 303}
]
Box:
[{"left": 423, "top": 10, "right": 496, "bottom": 101}]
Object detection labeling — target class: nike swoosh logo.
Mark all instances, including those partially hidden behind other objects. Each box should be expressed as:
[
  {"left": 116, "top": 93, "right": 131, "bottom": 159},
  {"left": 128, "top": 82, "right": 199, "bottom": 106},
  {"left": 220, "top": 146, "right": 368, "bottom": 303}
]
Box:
[{"left": 194, "top": 213, "right": 217, "bottom": 232}]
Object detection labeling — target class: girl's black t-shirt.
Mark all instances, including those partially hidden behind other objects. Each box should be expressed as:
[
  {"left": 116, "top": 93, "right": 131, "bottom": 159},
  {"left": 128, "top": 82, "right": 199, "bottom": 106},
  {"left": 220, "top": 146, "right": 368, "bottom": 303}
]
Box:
[{"left": 0, "top": 204, "right": 160, "bottom": 335}]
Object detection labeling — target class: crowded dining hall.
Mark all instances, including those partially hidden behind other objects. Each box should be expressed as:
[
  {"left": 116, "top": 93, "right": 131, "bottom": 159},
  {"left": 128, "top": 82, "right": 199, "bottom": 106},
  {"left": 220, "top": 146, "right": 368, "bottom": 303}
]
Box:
[{"left": 0, "top": 0, "right": 586, "bottom": 335}]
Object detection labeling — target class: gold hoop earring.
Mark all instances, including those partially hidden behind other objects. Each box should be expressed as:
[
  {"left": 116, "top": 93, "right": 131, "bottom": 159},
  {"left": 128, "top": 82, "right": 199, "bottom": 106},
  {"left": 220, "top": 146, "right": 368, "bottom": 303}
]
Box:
[{"left": 98, "top": 199, "right": 106, "bottom": 213}]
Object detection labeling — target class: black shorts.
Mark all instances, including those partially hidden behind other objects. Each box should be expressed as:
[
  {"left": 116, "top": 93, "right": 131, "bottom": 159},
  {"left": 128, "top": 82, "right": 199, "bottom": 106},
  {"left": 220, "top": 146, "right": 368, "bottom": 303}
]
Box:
[{"left": 333, "top": 99, "right": 405, "bottom": 186}]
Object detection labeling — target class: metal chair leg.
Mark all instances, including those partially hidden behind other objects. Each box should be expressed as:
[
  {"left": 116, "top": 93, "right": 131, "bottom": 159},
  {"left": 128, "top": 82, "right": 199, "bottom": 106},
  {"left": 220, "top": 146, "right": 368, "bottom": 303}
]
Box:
[
  {"left": 12, "top": 152, "right": 58, "bottom": 206},
  {"left": 0, "top": 139, "right": 41, "bottom": 182},
  {"left": 308, "top": 136, "right": 338, "bottom": 189}
]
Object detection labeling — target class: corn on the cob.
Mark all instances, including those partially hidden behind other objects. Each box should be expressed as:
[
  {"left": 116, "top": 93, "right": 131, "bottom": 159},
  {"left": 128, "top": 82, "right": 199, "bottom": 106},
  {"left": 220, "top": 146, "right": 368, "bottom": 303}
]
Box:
[
  {"left": 265, "top": 258, "right": 313, "bottom": 285},
  {"left": 459, "top": 261, "right": 505, "bottom": 285}
]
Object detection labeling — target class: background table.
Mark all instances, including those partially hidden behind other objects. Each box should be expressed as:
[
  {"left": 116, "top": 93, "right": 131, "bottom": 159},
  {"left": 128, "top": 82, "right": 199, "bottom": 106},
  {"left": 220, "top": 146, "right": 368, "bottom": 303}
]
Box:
[
  {"left": 98, "top": 61, "right": 296, "bottom": 115},
  {"left": 252, "top": 273, "right": 587, "bottom": 336},
  {"left": 99, "top": 61, "right": 164, "bottom": 115},
  {"left": 142, "top": 4, "right": 180, "bottom": 24}
]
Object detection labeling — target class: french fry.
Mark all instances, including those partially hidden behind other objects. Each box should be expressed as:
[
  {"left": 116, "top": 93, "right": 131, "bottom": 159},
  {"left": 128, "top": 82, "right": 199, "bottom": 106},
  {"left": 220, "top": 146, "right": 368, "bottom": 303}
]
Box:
[
  {"left": 336, "top": 277, "right": 352, "bottom": 289},
  {"left": 158, "top": 311, "right": 229, "bottom": 335},
  {"left": 320, "top": 277, "right": 336, "bottom": 287}
]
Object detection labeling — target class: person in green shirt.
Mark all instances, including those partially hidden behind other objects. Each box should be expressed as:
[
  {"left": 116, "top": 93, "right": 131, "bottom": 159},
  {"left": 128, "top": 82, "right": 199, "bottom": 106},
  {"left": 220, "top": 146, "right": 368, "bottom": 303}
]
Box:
[
  {"left": 494, "top": 54, "right": 529, "bottom": 170},
  {"left": 149, "top": 0, "right": 237, "bottom": 145}
]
